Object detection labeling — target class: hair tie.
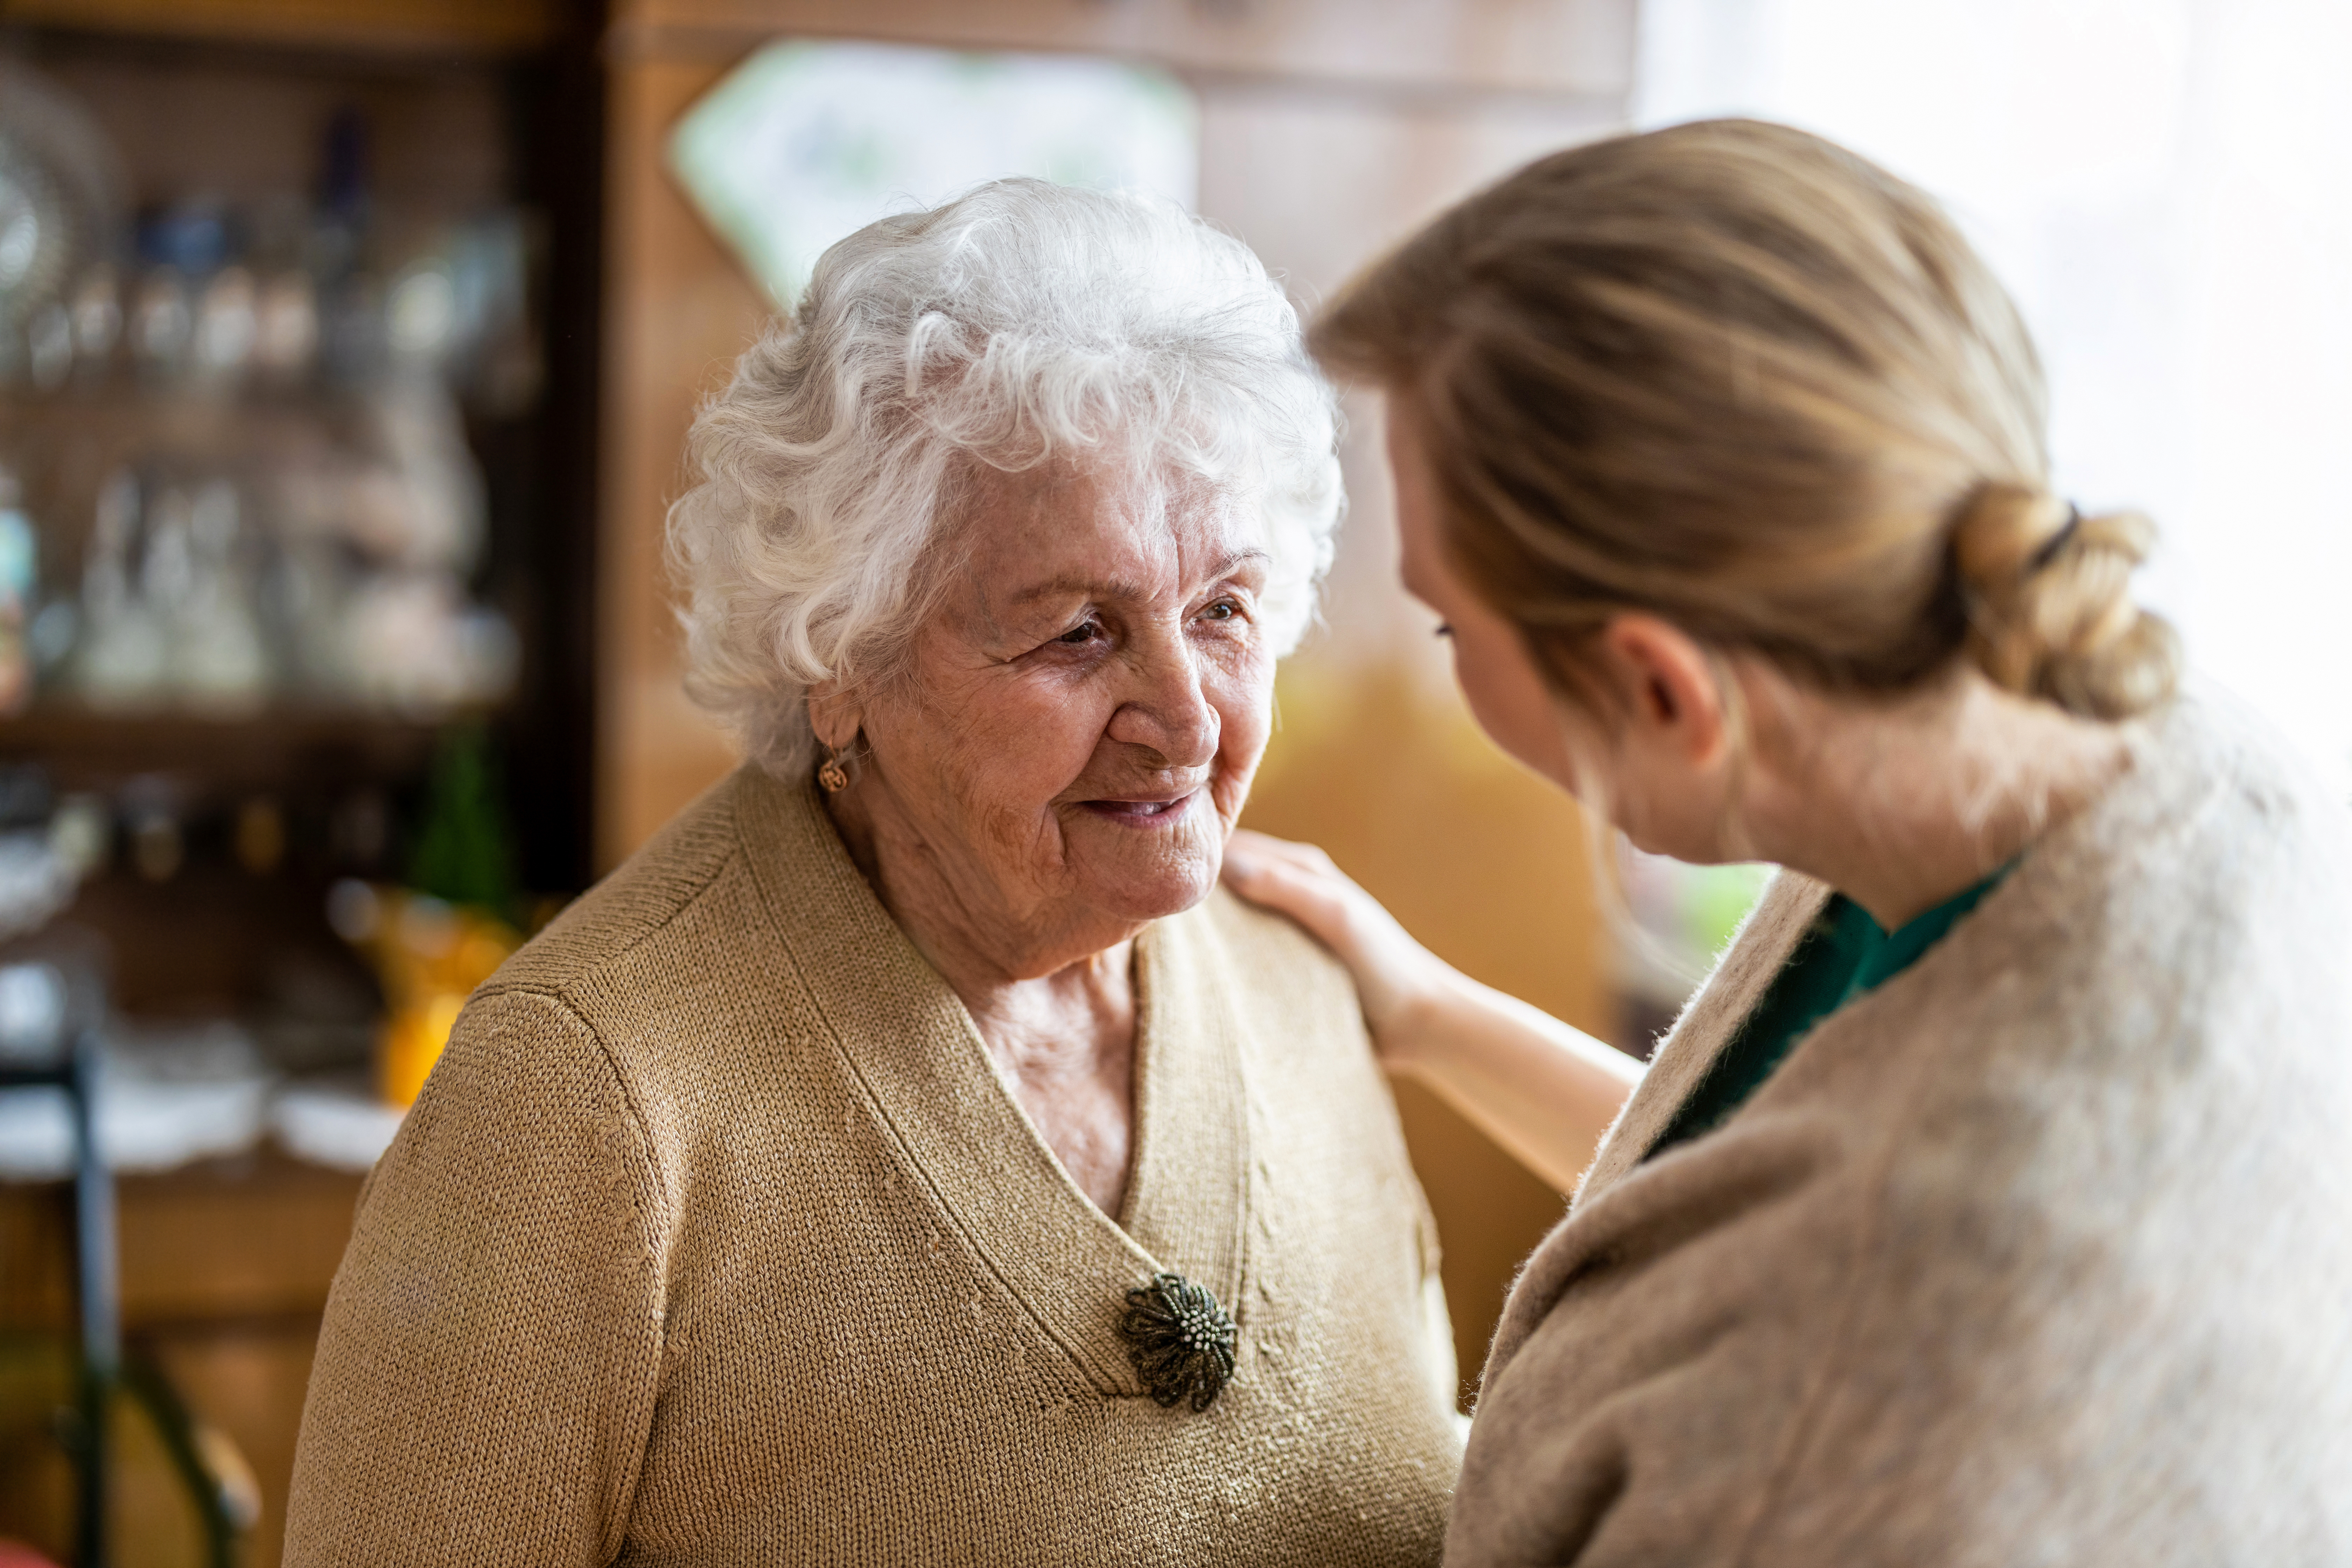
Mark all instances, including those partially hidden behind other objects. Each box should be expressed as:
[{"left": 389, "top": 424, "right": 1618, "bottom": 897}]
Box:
[{"left": 2029, "top": 503, "right": 2083, "bottom": 572}]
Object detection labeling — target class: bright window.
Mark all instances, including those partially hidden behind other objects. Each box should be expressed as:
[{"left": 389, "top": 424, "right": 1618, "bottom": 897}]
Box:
[{"left": 1641, "top": 0, "right": 2352, "bottom": 794}]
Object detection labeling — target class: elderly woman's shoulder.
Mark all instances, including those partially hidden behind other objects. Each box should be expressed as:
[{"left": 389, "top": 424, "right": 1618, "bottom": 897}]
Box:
[
  {"left": 1185, "top": 883, "right": 1366, "bottom": 1020},
  {"left": 486, "top": 769, "right": 766, "bottom": 1009}
]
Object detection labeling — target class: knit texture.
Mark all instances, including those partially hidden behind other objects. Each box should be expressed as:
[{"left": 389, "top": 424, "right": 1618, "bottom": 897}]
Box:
[
  {"left": 1449, "top": 687, "right": 2352, "bottom": 1567},
  {"left": 286, "top": 767, "right": 1461, "bottom": 1565}
]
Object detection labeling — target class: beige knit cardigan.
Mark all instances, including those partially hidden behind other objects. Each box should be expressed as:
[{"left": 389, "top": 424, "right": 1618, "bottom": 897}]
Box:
[
  {"left": 1449, "top": 690, "right": 2352, "bottom": 1567},
  {"left": 286, "top": 766, "right": 1462, "bottom": 1566}
]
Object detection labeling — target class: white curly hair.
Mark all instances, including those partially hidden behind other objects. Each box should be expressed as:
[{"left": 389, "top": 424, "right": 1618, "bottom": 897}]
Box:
[{"left": 667, "top": 177, "right": 1344, "bottom": 778}]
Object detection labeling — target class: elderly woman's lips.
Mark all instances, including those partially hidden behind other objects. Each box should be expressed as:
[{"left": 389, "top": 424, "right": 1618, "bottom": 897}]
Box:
[{"left": 1078, "top": 792, "right": 1198, "bottom": 825}]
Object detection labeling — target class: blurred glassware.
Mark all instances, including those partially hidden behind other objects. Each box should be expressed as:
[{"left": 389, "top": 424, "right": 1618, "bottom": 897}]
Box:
[
  {"left": 369, "top": 377, "right": 484, "bottom": 564},
  {"left": 130, "top": 266, "right": 191, "bottom": 379},
  {"left": 47, "top": 793, "right": 110, "bottom": 880},
  {"left": 0, "top": 60, "right": 125, "bottom": 378},
  {"left": 0, "top": 90, "right": 533, "bottom": 724},
  {"left": 76, "top": 470, "right": 162, "bottom": 706},
  {"left": 343, "top": 570, "right": 514, "bottom": 712},
  {"left": 322, "top": 270, "right": 384, "bottom": 385},
  {"left": 251, "top": 268, "right": 317, "bottom": 385},
  {"left": 175, "top": 477, "right": 270, "bottom": 711},
  {"left": 385, "top": 260, "right": 455, "bottom": 361},
  {"left": 125, "top": 796, "right": 182, "bottom": 883},
  {"left": 27, "top": 594, "right": 76, "bottom": 680},
  {"left": 25, "top": 300, "right": 70, "bottom": 390},
  {"left": 0, "top": 957, "right": 68, "bottom": 1064},
  {"left": 191, "top": 265, "right": 257, "bottom": 387},
  {"left": 0, "top": 835, "right": 78, "bottom": 943},
  {"left": 69, "top": 262, "right": 120, "bottom": 374}
]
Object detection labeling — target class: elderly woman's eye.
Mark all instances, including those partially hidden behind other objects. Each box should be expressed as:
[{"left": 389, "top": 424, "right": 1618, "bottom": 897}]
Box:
[
  {"left": 1200, "top": 599, "right": 1241, "bottom": 622},
  {"left": 1057, "top": 621, "right": 1102, "bottom": 645}
]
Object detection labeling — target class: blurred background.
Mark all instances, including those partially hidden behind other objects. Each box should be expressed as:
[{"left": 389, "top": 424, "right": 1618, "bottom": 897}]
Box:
[{"left": 0, "top": 0, "right": 2342, "bottom": 1562}]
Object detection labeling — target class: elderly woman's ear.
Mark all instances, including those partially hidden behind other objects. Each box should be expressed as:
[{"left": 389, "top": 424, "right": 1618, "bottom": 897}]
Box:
[{"left": 806, "top": 685, "right": 861, "bottom": 755}]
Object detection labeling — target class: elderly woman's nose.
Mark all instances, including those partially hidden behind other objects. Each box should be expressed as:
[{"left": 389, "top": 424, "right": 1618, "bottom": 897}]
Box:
[{"left": 1105, "top": 645, "right": 1222, "bottom": 766}]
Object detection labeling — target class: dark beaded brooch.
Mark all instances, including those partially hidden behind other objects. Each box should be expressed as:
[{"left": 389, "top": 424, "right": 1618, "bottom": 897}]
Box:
[{"left": 1117, "top": 1272, "right": 1237, "bottom": 1413}]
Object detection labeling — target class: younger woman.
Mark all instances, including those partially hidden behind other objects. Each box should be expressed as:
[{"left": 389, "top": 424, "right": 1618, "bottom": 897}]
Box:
[{"left": 1229, "top": 119, "right": 2352, "bottom": 1566}]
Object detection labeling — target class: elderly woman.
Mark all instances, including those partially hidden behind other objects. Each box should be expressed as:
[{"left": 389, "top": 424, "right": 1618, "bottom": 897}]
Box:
[{"left": 284, "top": 181, "right": 1461, "bottom": 1564}]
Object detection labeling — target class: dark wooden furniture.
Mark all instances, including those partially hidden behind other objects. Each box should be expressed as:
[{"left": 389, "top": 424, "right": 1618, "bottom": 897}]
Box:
[
  {"left": 0, "top": 2, "right": 604, "bottom": 1562},
  {"left": 1, "top": 1155, "right": 365, "bottom": 1566}
]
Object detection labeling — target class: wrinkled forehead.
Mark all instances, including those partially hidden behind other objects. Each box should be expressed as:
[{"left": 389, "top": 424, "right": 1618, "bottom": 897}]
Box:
[{"left": 948, "top": 456, "right": 1271, "bottom": 613}]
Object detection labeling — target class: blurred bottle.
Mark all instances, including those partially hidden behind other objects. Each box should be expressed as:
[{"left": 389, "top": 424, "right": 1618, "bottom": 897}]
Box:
[
  {"left": 252, "top": 269, "right": 317, "bottom": 388},
  {"left": 191, "top": 265, "right": 257, "bottom": 390},
  {"left": 132, "top": 200, "right": 232, "bottom": 387},
  {"left": 330, "top": 723, "right": 522, "bottom": 1105},
  {"left": 313, "top": 110, "right": 384, "bottom": 388},
  {"left": 76, "top": 467, "right": 168, "bottom": 707},
  {"left": 68, "top": 263, "right": 120, "bottom": 381},
  {"left": 24, "top": 301, "right": 71, "bottom": 392},
  {"left": 129, "top": 267, "right": 191, "bottom": 383},
  {"left": 121, "top": 774, "right": 184, "bottom": 883},
  {"left": 408, "top": 722, "right": 517, "bottom": 914},
  {"left": 176, "top": 477, "right": 270, "bottom": 710}
]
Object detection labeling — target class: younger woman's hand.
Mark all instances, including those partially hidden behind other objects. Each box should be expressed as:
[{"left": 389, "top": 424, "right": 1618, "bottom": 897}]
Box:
[
  {"left": 1218, "top": 829, "right": 1448, "bottom": 1051},
  {"left": 1222, "top": 827, "right": 1642, "bottom": 1192}
]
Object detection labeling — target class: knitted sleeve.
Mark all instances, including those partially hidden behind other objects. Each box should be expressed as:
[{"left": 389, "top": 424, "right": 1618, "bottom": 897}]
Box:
[
  {"left": 284, "top": 987, "right": 668, "bottom": 1566},
  {"left": 1448, "top": 1108, "right": 1861, "bottom": 1566}
]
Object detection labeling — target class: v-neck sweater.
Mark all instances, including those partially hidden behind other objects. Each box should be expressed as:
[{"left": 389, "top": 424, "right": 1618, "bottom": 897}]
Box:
[
  {"left": 1647, "top": 872, "right": 2004, "bottom": 1157},
  {"left": 286, "top": 766, "right": 1461, "bottom": 1566}
]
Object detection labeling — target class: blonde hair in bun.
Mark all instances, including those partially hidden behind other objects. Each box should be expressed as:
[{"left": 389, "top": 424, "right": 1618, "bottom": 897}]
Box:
[
  {"left": 1952, "top": 484, "right": 2178, "bottom": 720},
  {"left": 1313, "top": 118, "right": 2179, "bottom": 725}
]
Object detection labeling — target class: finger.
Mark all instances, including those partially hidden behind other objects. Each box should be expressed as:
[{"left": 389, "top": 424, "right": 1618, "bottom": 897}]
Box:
[
  {"left": 1227, "top": 828, "right": 1312, "bottom": 868},
  {"left": 1229, "top": 829, "right": 1346, "bottom": 879},
  {"left": 1222, "top": 845, "right": 1325, "bottom": 901},
  {"left": 1224, "top": 857, "right": 1358, "bottom": 944}
]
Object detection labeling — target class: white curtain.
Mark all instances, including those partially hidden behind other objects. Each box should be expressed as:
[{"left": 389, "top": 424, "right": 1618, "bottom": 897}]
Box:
[{"left": 1639, "top": 0, "right": 2352, "bottom": 794}]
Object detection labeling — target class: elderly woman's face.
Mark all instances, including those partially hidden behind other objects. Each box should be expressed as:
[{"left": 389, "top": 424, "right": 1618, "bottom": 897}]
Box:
[{"left": 848, "top": 461, "right": 1277, "bottom": 967}]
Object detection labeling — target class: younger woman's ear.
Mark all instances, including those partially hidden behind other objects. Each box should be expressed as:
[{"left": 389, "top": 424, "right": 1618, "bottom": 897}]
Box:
[
  {"left": 805, "top": 683, "right": 863, "bottom": 752},
  {"left": 1595, "top": 614, "right": 1730, "bottom": 769}
]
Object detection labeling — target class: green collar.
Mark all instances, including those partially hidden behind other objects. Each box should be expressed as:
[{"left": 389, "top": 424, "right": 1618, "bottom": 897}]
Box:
[
  {"left": 1846, "top": 866, "right": 2011, "bottom": 1000},
  {"left": 1645, "top": 863, "right": 2011, "bottom": 1160}
]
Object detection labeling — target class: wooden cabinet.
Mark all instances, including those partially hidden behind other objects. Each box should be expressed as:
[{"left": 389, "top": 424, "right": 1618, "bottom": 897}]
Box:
[
  {"left": 0, "top": 3, "right": 602, "bottom": 1561},
  {"left": 0, "top": 0, "right": 562, "bottom": 56}
]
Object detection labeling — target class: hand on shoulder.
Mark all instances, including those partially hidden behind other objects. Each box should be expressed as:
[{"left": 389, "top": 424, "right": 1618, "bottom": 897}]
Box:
[
  {"left": 1219, "top": 829, "right": 1449, "bottom": 1058},
  {"left": 1221, "top": 828, "right": 1641, "bottom": 1192}
]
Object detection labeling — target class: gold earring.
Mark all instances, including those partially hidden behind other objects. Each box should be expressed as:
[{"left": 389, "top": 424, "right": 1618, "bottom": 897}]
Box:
[{"left": 817, "top": 744, "right": 850, "bottom": 794}]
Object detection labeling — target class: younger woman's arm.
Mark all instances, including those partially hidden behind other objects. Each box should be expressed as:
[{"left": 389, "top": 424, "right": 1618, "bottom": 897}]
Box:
[{"left": 1221, "top": 830, "right": 1642, "bottom": 1192}]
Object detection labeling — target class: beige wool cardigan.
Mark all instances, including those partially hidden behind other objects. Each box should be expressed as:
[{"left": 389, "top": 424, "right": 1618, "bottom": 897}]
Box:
[
  {"left": 1449, "top": 690, "right": 2352, "bottom": 1567},
  {"left": 285, "top": 766, "right": 1462, "bottom": 1565}
]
